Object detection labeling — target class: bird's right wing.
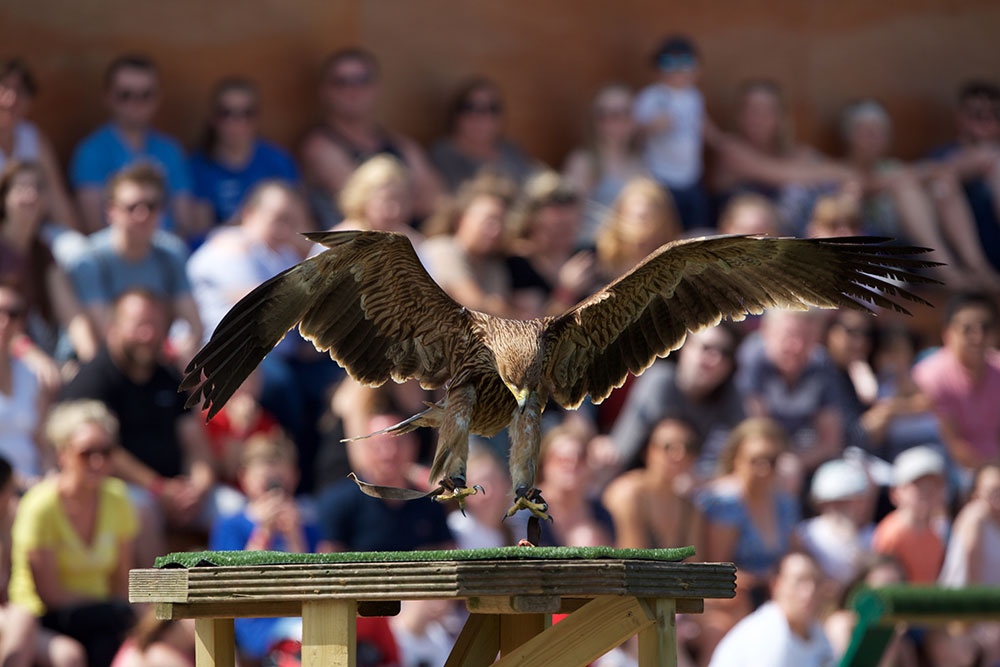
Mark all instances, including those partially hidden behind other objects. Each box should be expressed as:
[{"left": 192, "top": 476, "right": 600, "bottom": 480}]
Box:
[{"left": 181, "top": 230, "right": 478, "bottom": 419}]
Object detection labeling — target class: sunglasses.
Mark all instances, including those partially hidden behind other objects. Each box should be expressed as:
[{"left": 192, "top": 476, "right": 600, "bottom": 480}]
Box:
[
  {"left": 459, "top": 101, "right": 503, "bottom": 115},
  {"left": 328, "top": 73, "right": 374, "bottom": 88},
  {"left": 116, "top": 199, "right": 162, "bottom": 215},
  {"left": 113, "top": 87, "right": 155, "bottom": 103},
  {"left": 77, "top": 445, "right": 115, "bottom": 463},
  {"left": 0, "top": 306, "right": 24, "bottom": 320},
  {"left": 747, "top": 454, "right": 779, "bottom": 468},
  {"left": 215, "top": 105, "right": 258, "bottom": 120}
]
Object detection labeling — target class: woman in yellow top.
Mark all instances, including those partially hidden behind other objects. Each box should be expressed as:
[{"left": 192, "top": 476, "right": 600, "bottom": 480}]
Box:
[{"left": 9, "top": 399, "right": 138, "bottom": 667}]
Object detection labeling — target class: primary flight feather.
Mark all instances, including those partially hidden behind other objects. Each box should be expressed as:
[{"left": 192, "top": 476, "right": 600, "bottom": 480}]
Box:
[{"left": 181, "top": 230, "right": 939, "bottom": 519}]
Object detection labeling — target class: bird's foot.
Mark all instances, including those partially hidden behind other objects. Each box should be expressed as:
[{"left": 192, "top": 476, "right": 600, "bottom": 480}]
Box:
[
  {"left": 432, "top": 477, "right": 484, "bottom": 515},
  {"left": 504, "top": 487, "right": 550, "bottom": 522}
]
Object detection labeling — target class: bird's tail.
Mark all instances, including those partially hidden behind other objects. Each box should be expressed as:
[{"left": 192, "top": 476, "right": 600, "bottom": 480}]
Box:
[{"left": 341, "top": 401, "right": 444, "bottom": 442}]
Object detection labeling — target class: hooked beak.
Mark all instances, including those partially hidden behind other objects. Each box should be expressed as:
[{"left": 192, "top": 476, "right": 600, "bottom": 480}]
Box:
[{"left": 509, "top": 385, "right": 530, "bottom": 414}]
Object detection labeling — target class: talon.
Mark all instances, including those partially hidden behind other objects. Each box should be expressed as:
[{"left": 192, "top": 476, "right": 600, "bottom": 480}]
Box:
[
  {"left": 504, "top": 487, "right": 551, "bottom": 522},
  {"left": 432, "top": 481, "right": 482, "bottom": 514}
]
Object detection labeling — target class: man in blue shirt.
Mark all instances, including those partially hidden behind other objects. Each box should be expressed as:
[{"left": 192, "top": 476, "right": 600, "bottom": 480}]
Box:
[{"left": 70, "top": 54, "right": 196, "bottom": 239}]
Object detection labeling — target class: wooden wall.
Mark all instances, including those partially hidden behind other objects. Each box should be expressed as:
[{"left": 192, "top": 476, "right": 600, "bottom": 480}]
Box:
[{"left": 2, "top": 0, "right": 999, "bottom": 169}]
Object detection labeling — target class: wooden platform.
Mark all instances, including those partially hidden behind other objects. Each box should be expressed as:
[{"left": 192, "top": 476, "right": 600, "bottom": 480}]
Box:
[{"left": 131, "top": 557, "right": 736, "bottom": 666}]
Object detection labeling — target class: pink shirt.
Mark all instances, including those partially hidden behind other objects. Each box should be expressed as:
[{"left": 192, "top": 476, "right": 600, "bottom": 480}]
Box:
[{"left": 913, "top": 348, "right": 1000, "bottom": 462}]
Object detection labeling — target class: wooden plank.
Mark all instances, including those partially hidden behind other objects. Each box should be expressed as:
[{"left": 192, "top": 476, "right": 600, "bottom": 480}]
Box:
[
  {"left": 194, "top": 618, "right": 235, "bottom": 667},
  {"left": 130, "top": 568, "right": 189, "bottom": 603},
  {"left": 158, "top": 599, "right": 398, "bottom": 620},
  {"left": 444, "top": 613, "right": 500, "bottom": 667},
  {"left": 638, "top": 599, "right": 677, "bottom": 667},
  {"left": 358, "top": 600, "right": 401, "bottom": 617},
  {"left": 676, "top": 598, "right": 704, "bottom": 614},
  {"left": 494, "top": 596, "right": 655, "bottom": 667},
  {"left": 302, "top": 599, "right": 356, "bottom": 667},
  {"left": 499, "top": 614, "right": 547, "bottom": 656},
  {"left": 466, "top": 595, "right": 562, "bottom": 614}
]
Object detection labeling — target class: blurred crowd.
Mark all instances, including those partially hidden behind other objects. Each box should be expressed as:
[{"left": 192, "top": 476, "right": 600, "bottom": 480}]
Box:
[{"left": 1, "top": 32, "right": 1000, "bottom": 667}]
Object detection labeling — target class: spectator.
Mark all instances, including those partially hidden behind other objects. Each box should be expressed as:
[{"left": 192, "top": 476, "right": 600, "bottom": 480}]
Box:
[
  {"left": 429, "top": 77, "right": 537, "bottom": 192},
  {"left": 60, "top": 289, "right": 220, "bottom": 567},
  {"left": 737, "top": 309, "right": 843, "bottom": 487},
  {"left": 823, "top": 309, "right": 878, "bottom": 450},
  {"left": 0, "top": 283, "right": 52, "bottom": 484},
  {"left": 69, "top": 55, "right": 194, "bottom": 237},
  {"left": 564, "top": 83, "right": 647, "bottom": 245},
  {"left": 534, "top": 423, "right": 613, "bottom": 547},
  {"left": 606, "top": 323, "right": 745, "bottom": 478},
  {"left": 209, "top": 432, "right": 329, "bottom": 661},
  {"left": 0, "top": 58, "right": 80, "bottom": 232},
  {"left": 1, "top": 161, "right": 98, "bottom": 364},
  {"left": 871, "top": 445, "right": 948, "bottom": 583},
  {"left": 939, "top": 463, "right": 1000, "bottom": 587},
  {"left": 421, "top": 171, "right": 518, "bottom": 316},
  {"left": 506, "top": 170, "right": 596, "bottom": 317},
  {"left": 602, "top": 417, "right": 704, "bottom": 552},
  {"left": 446, "top": 443, "right": 526, "bottom": 549},
  {"left": 838, "top": 99, "right": 998, "bottom": 289},
  {"left": 300, "top": 48, "right": 442, "bottom": 227},
  {"left": 633, "top": 36, "right": 709, "bottom": 230},
  {"left": 709, "top": 551, "right": 834, "bottom": 667},
  {"left": 912, "top": 291, "right": 1000, "bottom": 473},
  {"left": 67, "top": 163, "right": 202, "bottom": 359},
  {"left": 330, "top": 154, "right": 421, "bottom": 243},
  {"left": 9, "top": 400, "right": 137, "bottom": 667},
  {"left": 716, "top": 193, "right": 782, "bottom": 236},
  {"left": 318, "top": 406, "right": 453, "bottom": 552},
  {"left": 803, "top": 191, "right": 863, "bottom": 239},
  {"left": 189, "top": 76, "right": 300, "bottom": 237},
  {"left": 110, "top": 612, "right": 195, "bottom": 667},
  {"left": 594, "top": 176, "right": 680, "bottom": 281},
  {"left": 390, "top": 599, "right": 457, "bottom": 667},
  {"left": 706, "top": 79, "right": 852, "bottom": 233},
  {"left": 794, "top": 459, "right": 875, "bottom": 588}
]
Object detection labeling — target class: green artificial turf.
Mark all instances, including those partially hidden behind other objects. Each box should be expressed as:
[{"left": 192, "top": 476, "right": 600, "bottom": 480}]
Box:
[{"left": 155, "top": 545, "right": 696, "bottom": 568}]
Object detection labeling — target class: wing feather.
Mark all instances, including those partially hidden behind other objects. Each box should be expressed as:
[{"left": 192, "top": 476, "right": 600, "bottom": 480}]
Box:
[
  {"left": 544, "top": 235, "right": 940, "bottom": 409},
  {"left": 182, "top": 230, "right": 482, "bottom": 419}
]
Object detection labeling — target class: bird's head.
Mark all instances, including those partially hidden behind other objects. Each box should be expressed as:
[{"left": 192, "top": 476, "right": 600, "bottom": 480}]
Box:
[
  {"left": 496, "top": 347, "right": 543, "bottom": 415},
  {"left": 487, "top": 318, "right": 547, "bottom": 414}
]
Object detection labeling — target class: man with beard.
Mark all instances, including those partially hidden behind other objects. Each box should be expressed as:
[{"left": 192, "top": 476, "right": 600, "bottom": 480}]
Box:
[{"left": 61, "top": 288, "right": 218, "bottom": 566}]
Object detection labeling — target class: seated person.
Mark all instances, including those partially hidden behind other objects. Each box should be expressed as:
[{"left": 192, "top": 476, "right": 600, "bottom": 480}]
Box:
[
  {"left": 709, "top": 551, "right": 834, "bottom": 667},
  {"left": 912, "top": 291, "right": 1000, "bottom": 474},
  {"left": 871, "top": 445, "right": 948, "bottom": 583},
  {"left": 9, "top": 400, "right": 137, "bottom": 667},
  {"left": 429, "top": 77, "right": 537, "bottom": 192},
  {"left": 209, "top": 432, "right": 329, "bottom": 662},
  {"left": 67, "top": 164, "right": 202, "bottom": 361},
  {"left": 939, "top": 463, "right": 1000, "bottom": 587},
  {"left": 602, "top": 417, "right": 703, "bottom": 552},
  {"left": 69, "top": 55, "right": 194, "bottom": 237},
  {"left": 299, "top": 48, "right": 442, "bottom": 227},
  {"left": 189, "top": 77, "right": 300, "bottom": 236},
  {"left": 317, "top": 390, "right": 453, "bottom": 552},
  {"left": 594, "top": 177, "right": 680, "bottom": 281},
  {"left": 716, "top": 193, "right": 782, "bottom": 236},
  {"left": 61, "top": 289, "right": 221, "bottom": 567}
]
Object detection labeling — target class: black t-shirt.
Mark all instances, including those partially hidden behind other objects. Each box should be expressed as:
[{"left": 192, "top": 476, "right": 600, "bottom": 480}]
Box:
[{"left": 61, "top": 347, "right": 188, "bottom": 478}]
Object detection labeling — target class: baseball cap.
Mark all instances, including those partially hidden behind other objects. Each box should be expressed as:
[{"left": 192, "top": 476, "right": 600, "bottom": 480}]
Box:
[
  {"left": 811, "top": 459, "right": 869, "bottom": 502},
  {"left": 892, "top": 446, "right": 946, "bottom": 487},
  {"left": 652, "top": 36, "right": 698, "bottom": 71}
]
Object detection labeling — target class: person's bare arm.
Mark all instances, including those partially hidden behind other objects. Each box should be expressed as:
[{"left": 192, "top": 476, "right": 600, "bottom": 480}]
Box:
[
  {"left": 83, "top": 303, "right": 112, "bottom": 338},
  {"left": 171, "top": 193, "right": 203, "bottom": 242},
  {"left": 110, "top": 536, "right": 134, "bottom": 598},
  {"left": 110, "top": 448, "right": 162, "bottom": 490},
  {"left": 75, "top": 187, "right": 105, "bottom": 235},
  {"left": 36, "top": 136, "right": 82, "bottom": 232},
  {"left": 300, "top": 133, "right": 356, "bottom": 205},
  {"left": 713, "top": 136, "right": 855, "bottom": 187},
  {"left": 172, "top": 295, "right": 204, "bottom": 364},
  {"left": 45, "top": 266, "right": 97, "bottom": 362},
  {"left": 398, "top": 135, "right": 446, "bottom": 218},
  {"left": 177, "top": 414, "right": 215, "bottom": 496},
  {"left": 602, "top": 474, "right": 649, "bottom": 549}
]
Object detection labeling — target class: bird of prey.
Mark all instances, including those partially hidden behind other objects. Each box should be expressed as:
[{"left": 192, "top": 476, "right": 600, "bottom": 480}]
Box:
[{"left": 181, "top": 230, "right": 938, "bottom": 520}]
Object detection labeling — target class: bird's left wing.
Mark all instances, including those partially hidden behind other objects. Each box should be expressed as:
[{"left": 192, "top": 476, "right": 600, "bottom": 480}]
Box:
[
  {"left": 181, "top": 230, "right": 479, "bottom": 419},
  {"left": 543, "top": 235, "right": 940, "bottom": 409}
]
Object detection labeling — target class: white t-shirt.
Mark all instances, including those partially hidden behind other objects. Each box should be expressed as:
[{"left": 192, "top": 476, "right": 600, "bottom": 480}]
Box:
[
  {"left": 709, "top": 601, "right": 834, "bottom": 667},
  {"left": 633, "top": 83, "right": 703, "bottom": 188},
  {"left": 0, "top": 358, "right": 41, "bottom": 479}
]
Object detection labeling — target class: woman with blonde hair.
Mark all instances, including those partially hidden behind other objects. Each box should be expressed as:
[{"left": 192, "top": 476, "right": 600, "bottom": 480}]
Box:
[
  {"left": 594, "top": 177, "right": 680, "bottom": 280},
  {"left": 334, "top": 154, "right": 421, "bottom": 243}
]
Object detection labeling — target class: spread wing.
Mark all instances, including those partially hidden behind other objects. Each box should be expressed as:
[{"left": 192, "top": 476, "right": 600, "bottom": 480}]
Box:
[
  {"left": 543, "top": 235, "right": 940, "bottom": 409},
  {"left": 181, "top": 230, "right": 479, "bottom": 419}
]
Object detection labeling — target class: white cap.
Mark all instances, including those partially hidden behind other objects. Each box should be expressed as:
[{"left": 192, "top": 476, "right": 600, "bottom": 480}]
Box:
[
  {"left": 811, "top": 459, "right": 869, "bottom": 502},
  {"left": 892, "top": 446, "right": 946, "bottom": 487}
]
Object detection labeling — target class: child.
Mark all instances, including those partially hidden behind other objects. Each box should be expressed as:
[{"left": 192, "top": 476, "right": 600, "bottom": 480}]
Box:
[
  {"left": 633, "top": 35, "right": 708, "bottom": 230},
  {"left": 871, "top": 446, "right": 948, "bottom": 582}
]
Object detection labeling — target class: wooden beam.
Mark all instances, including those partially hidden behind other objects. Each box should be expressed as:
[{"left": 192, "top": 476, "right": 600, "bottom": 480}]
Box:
[
  {"left": 467, "top": 595, "right": 562, "bottom": 614},
  {"left": 194, "top": 618, "right": 235, "bottom": 667},
  {"left": 638, "top": 599, "right": 677, "bottom": 667},
  {"left": 494, "top": 596, "right": 654, "bottom": 667},
  {"left": 444, "top": 613, "right": 500, "bottom": 667},
  {"left": 499, "top": 614, "right": 547, "bottom": 656},
  {"left": 676, "top": 598, "right": 704, "bottom": 614},
  {"left": 302, "top": 599, "right": 356, "bottom": 667},
  {"left": 130, "top": 568, "right": 188, "bottom": 603},
  {"left": 157, "top": 599, "right": 399, "bottom": 620}
]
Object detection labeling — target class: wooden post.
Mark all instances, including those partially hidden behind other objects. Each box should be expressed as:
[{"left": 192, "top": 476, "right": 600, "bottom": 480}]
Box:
[
  {"left": 302, "top": 599, "right": 357, "bottom": 667},
  {"left": 638, "top": 598, "right": 677, "bottom": 667},
  {"left": 499, "top": 613, "right": 547, "bottom": 656},
  {"left": 445, "top": 613, "right": 500, "bottom": 667},
  {"left": 194, "top": 618, "right": 235, "bottom": 667}
]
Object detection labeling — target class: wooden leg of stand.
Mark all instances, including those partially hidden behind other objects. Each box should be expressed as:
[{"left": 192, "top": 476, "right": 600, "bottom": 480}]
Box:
[
  {"left": 194, "top": 618, "right": 235, "bottom": 667},
  {"left": 302, "top": 599, "right": 357, "bottom": 667},
  {"left": 638, "top": 599, "right": 678, "bottom": 667},
  {"left": 445, "top": 613, "right": 501, "bottom": 667},
  {"left": 499, "top": 613, "right": 547, "bottom": 656}
]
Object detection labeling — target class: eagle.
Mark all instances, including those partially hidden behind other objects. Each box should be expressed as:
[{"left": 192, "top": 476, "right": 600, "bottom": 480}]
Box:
[{"left": 181, "top": 230, "right": 938, "bottom": 520}]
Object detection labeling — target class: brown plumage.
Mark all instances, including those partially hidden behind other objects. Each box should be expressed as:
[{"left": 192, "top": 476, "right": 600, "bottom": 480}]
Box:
[{"left": 181, "top": 230, "right": 939, "bottom": 518}]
